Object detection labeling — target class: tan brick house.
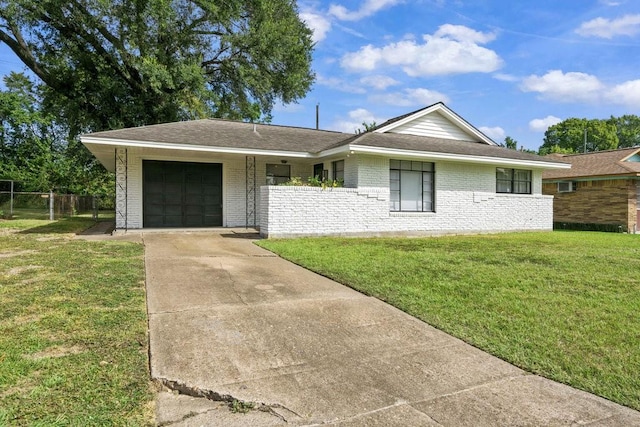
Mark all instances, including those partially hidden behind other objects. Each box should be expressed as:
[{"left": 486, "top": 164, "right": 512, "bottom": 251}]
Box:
[{"left": 542, "top": 148, "right": 640, "bottom": 233}]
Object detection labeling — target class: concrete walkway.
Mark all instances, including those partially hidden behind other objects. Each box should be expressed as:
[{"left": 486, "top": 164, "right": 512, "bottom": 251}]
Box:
[{"left": 144, "top": 231, "right": 640, "bottom": 426}]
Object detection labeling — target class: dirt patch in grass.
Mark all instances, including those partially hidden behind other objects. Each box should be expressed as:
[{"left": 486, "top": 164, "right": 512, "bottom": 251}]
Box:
[
  {"left": 0, "top": 250, "right": 38, "bottom": 258},
  {"left": 25, "top": 345, "right": 87, "bottom": 360},
  {"left": 6, "top": 265, "right": 43, "bottom": 276}
]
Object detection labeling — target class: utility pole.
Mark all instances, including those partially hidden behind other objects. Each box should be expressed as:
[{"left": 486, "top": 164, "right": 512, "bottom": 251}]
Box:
[
  {"left": 584, "top": 128, "right": 587, "bottom": 153},
  {"left": 315, "top": 103, "right": 319, "bottom": 130}
]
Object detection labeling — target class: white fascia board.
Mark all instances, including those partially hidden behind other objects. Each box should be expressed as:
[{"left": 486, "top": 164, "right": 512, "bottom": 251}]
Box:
[
  {"left": 348, "top": 145, "right": 572, "bottom": 169},
  {"left": 373, "top": 103, "right": 497, "bottom": 146},
  {"left": 80, "top": 136, "right": 313, "bottom": 158}
]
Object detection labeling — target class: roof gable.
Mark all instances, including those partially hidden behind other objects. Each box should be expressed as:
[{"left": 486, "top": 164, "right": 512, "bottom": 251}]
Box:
[{"left": 373, "top": 102, "right": 496, "bottom": 145}]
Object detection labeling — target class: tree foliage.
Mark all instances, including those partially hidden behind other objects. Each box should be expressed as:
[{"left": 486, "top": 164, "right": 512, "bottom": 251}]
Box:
[
  {"left": 608, "top": 115, "right": 640, "bottom": 148},
  {"left": 539, "top": 118, "right": 619, "bottom": 155},
  {"left": 356, "top": 121, "right": 377, "bottom": 134},
  {"left": 0, "top": 0, "right": 315, "bottom": 133},
  {"left": 501, "top": 136, "right": 517, "bottom": 150},
  {"left": 0, "top": 73, "right": 113, "bottom": 194}
]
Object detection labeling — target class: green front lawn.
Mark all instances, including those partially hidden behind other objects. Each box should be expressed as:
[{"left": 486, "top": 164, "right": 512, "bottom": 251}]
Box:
[
  {"left": 0, "top": 218, "right": 153, "bottom": 425},
  {"left": 258, "top": 232, "right": 640, "bottom": 411}
]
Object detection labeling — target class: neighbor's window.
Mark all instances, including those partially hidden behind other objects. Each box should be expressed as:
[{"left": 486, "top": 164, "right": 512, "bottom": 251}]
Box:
[
  {"left": 496, "top": 168, "right": 531, "bottom": 194},
  {"left": 332, "top": 160, "right": 344, "bottom": 181},
  {"left": 266, "top": 164, "right": 291, "bottom": 185},
  {"left": 390, "top": 160, "right": 434, "bottom": 212}
]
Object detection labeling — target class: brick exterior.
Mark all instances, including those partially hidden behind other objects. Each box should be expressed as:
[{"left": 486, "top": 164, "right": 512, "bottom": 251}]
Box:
[
  {"left": 261, "top": 158, "right": 553, "bottom": 238},
  {"left": 542, "top": 179, "right": 639, "bottom": 232},
  {"left": 116, "top": 149, "right": 554, "bottom": 236}
]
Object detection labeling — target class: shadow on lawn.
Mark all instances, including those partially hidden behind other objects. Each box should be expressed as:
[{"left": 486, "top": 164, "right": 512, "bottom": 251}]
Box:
[{"left": 18, "top": 218, "right": 113, "bottom": 235}]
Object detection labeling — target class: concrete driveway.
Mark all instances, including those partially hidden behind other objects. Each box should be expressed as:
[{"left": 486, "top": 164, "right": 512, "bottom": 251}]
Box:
[{"left": 144, "top": 231, "right": 640, "bottom": 426}]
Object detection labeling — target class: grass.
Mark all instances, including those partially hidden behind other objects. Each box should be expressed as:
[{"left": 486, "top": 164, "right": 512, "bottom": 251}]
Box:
[
  {"left": 0, "top": 217, "right": 153, "bottom": 425},
  {"left": 257, "top": 231, "right": 640, "bottom": 411}
]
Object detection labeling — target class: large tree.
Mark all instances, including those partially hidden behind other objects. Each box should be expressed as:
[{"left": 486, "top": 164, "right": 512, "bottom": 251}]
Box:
[
  {"left": 0, "top": 0, "right": 314, "bottom": 133},
  {"left": 539, "top": 118, "right": 618, "bottom": 155},
  {"left": 608, "top": 115, "right": 640, "bottom": 148},
  {"left": 0, "top": 72, "right": 112, "bottom": 194}
]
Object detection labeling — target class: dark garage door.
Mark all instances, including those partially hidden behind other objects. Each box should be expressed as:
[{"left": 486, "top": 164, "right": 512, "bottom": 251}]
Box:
[{"left": 143, "top": 160, "right": 222, "bottom": 227}]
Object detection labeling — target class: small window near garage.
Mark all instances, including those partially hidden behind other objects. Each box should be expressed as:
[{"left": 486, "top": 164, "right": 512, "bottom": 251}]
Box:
[
  {"left": 390, "top": 160, "right": 435, "bottom": 212},
  {"left": 313, "top": 163, "right": 327, "bottom": 180},
  {"left": 332, "top": 160, "right": 344, "bottom": 181},
  {"left": 266, "top": 164, "right": 291, "bottom": 185},
  {"left": 496, "top": 168, "right": 531, "bottom": 194},
  {"left": 557, "top": 181, "right": 577, "bottom": 193}
]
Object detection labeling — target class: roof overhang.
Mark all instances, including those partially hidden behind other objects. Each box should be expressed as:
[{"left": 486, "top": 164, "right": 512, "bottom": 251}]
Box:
[
  {"left": 323, "top": 144, "right": 572, "bottom": 169},
  {"left": 81, "top": 136, "right": 314, "bottom": 171},
  {"left": 82, "top": 136, "right": 570, "bottom": 172}
]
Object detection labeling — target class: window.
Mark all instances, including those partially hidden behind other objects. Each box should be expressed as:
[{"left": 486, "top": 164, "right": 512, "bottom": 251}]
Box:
[
  {"left": 496, "top": 168, "right": 531, "bottom": 194},
  {"left": 390, "top": 160, "right": 434, "bottom": 212},
  {"left": 266, "top": 164, "right": 290, "bottom": 185},
  {"left": 557, "top": 181, "right": 576, "bottom": 193},
  {"left": 313, "top": 163, "right": 326, "bottom": 180},
  {"left": 332, "top": 160, "right": 344, "bottom": 181}
]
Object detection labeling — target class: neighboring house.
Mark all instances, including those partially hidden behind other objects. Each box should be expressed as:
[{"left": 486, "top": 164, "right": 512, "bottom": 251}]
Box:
[
  {"left": 80, "top": 102, "right": 569, "bottom": 238},
  {"left": 542, "top": 147, "right": 640, "bottom": 233}
]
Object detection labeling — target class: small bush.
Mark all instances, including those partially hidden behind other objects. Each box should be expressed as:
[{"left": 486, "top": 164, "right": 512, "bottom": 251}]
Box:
[{"left": 553, "top": 222, "right": 626, "bottom": 233}]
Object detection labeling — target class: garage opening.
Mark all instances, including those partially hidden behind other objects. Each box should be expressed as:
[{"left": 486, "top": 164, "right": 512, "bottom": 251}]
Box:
[{"left": 143, "top": 160, "right": 222, "bottom": 227}]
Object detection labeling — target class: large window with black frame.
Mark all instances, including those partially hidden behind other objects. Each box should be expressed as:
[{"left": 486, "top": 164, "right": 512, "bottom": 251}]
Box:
[
  {"left": 390, "top": 160, "right": 435, "bottom": 212},
  {"left": 496, "top": 168, "right": 532, "bottom": 194}
]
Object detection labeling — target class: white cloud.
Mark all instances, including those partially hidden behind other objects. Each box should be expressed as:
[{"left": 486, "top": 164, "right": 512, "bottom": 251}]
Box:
[
  {"left": 359, "top": 75, "right": 400, "bottom": 90},
  {"left": 340, "top": 24, "right": 502, "bottom": 76},
  {"left": 520, "top": 70, "right": 604, "bottom": 103},
  {"left": 434, "top": 24, "right": 497, "bottom": 44},
  {"left": 272, "top": 103, "right": 305, "bottom": 113},
  {"left": 529, "top": 115, "right": 562, "bottom": 132},
  {"left": 599, "top": 0, "right": 622, "bottom": 5},
  {"left": 493, "top": 73, "right": 519, "bottom": 82},
  {"left": 369, "top": 88, "right": 449, "bottom": 107},
  {"left": 479, "top": 126, "right": 505, "bottom": 141},
  {"left": 300, "top": 10, "right": 332, "bottom": 43},
  {"left": 606, "top": 79, "right": 640, "bottom": 107},
  {"left": 331, "top": 108, "right": 386, "bottom": 133},
  {"left": 316, "top": 74, "right": 366, "bottom": 94},
  {"left": 329, "top": 0, "right": 401, "bottom": 21},
  {"left": 575, "top": 14, "right": 640, "bottom": 39}
]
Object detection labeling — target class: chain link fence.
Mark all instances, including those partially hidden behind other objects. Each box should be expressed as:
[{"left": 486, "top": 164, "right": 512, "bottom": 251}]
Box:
[{"left": 0, "top": 191, "right": 114, "bottom": 220}]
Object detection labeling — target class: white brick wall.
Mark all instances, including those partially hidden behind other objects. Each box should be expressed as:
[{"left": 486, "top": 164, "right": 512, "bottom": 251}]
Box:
[
  {"left": 117, "top": 149, "right": 553, "bottom": 236},
  {"left": 260, "top": 158, "right": 554, "bottom": 238}
]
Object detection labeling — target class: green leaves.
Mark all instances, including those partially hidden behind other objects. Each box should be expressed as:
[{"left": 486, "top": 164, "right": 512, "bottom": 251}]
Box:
[
  {"left": 540, "top": 117, "right": 619, "bottom": 154},
  {"left": 0, "top": 0, "right": 315, "bottom": 131}
]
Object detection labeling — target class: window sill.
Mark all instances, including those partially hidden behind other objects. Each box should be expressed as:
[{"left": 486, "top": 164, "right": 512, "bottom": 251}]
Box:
[{"left": 390, "top": 211, "right": 436, "bottom": 217}]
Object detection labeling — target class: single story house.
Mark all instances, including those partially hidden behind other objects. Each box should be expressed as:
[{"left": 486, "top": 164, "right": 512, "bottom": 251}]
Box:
[
  {"left": 81, "top": 102, "right": 569, "bottom": 238},
  {"left": 542, "top": 147, "right": 640, "bottom": 233}
]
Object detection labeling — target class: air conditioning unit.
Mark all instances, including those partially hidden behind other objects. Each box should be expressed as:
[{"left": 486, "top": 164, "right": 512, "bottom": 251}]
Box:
[{"left": 557, "top": 181, "right": 576, "bottom": 193}]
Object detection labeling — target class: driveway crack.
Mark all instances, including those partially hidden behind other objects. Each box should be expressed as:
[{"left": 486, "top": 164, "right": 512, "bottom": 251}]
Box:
[
  {"left": 156, "top": 377, "right": 303, "bottom": 423},
  {"left": 220, "top": 260, "right": 249, "bottom": 306}
]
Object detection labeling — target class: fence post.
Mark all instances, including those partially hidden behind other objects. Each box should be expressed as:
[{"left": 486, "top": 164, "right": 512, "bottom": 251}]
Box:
[
  {"left": 92, "top": 196, "right": 98, "bottom": 221},
  {"left": 9, "top": 180, "right": 14, "bottom": 217},
  {"left": 49, "top": 190, "right": 54, "bottom": 221}
]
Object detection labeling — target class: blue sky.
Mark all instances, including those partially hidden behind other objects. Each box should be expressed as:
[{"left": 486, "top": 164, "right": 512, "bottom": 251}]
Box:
[
  {"left": 1, "top": 0, "right": 640, "bottom": 150},
  {"left": 275, "top": 0, "right": 640, "bottom": 150}
]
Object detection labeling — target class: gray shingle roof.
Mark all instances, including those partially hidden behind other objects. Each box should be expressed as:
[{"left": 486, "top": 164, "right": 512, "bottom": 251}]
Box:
[
  {"left": 542, "top": 147, "right": 640, "bottom": 179},
  {"left": 332, "top": 132, "right": 564, "bottom": 163},
  {"left": 84, "top": 119, "right": 351, "bottom": 153},
  {"left": 83, "top": 117, "right": 567, "bottom": 165}
]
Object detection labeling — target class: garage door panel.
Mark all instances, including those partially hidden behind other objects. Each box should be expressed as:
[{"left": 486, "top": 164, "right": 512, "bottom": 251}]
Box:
[{"left": 143, "top": 160, "right": 222, "bottom": 227}]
